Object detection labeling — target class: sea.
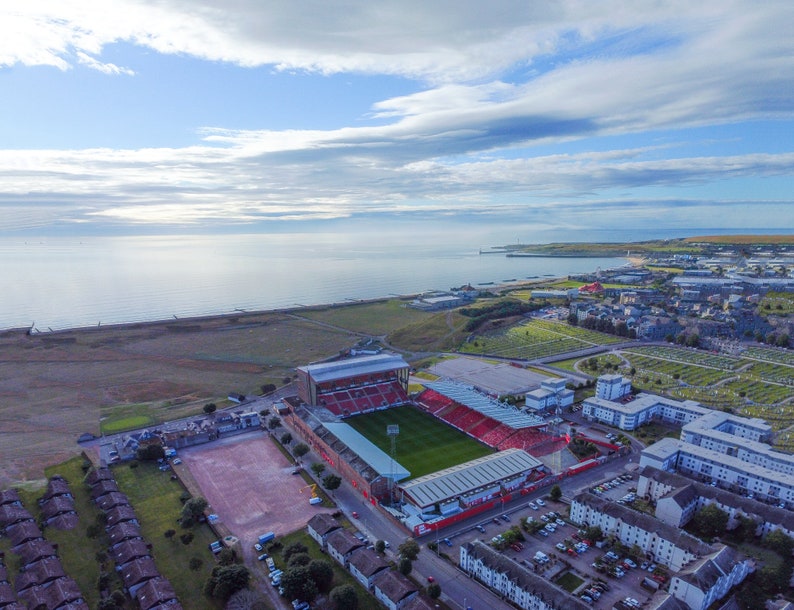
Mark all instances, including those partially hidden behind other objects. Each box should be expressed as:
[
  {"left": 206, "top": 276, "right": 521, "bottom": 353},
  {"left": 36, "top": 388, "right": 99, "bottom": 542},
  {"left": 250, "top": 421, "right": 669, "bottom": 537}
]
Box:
[{"left": 1, "top": 225, "right": 781, "bottom": 332}]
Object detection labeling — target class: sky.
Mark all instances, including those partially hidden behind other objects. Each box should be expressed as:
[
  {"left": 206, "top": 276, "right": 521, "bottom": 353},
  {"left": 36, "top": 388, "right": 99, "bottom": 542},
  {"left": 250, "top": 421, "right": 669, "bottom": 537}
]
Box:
[{"left": 1, "top": 1, "right": 793, "bottom": 238}]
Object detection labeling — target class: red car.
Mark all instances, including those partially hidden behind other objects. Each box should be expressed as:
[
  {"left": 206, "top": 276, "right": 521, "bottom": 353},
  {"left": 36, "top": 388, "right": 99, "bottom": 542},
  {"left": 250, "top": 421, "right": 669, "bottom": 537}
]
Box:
[
  {"left": 351, "top": 511, "right": 359, "bottom": 519},
  {"left": 427, "top": 576, "right": 435, "bottom": 583}
]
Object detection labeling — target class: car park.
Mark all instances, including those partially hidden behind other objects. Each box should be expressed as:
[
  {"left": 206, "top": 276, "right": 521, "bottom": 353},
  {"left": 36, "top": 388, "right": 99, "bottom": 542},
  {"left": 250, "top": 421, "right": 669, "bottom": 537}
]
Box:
[
  {"left": 540, "top": 515, "right": 549, "bottom": 522},
  {"left": 556, "top": 543, "right": 567, "bottom": 551},
  {"left": 538, "top": 529, "right": 549, "bottom": 537},
  {"left": 555, "top": 519, "right": 566, "bottom": 526}
]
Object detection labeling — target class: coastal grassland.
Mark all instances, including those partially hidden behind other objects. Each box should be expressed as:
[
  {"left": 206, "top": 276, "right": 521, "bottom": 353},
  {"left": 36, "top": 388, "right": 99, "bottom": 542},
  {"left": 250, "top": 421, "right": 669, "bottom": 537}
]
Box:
[
  {"left": 683, "top": 235, "right": 794, "bottom": 244},
  {"left": 0, "top": 313, "right": 360, "bottom": 484},
  {"left": 345, "top": 405, "right": 492, "bottom": 479},
  {"left": 271, "top": 529, "right": 379, "bottom": 609},
  {"left": 293, "top": 298, "right": 432, "bottom": 335},
  {"left": 113, "top": 461, "right": 222, "bottom": 609},
  {"left": 387, "top": 310, "right": 470, "bottom": 353}
]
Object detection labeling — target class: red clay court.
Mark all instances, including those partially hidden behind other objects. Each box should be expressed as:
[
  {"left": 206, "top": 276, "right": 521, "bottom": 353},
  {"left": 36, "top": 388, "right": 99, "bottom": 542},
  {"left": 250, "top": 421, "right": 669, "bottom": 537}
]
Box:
[{"left": 179, "top": 432, "right": 334, "bottom": 554}]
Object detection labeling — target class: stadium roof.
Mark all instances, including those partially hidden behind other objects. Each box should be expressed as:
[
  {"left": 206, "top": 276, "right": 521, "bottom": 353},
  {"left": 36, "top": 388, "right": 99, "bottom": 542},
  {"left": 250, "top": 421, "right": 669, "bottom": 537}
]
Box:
[
  {"left": 323, "top": 423, "right": 410, "bottom": 482},
  {"left": 424, "top": 380, "right": 545, "bottom": 428},
  {"left": 300, "top": 353, "right": 408, "bottom": 384},
  {"left": 400, "top": 448, "right": 543, "bottom": 508}
]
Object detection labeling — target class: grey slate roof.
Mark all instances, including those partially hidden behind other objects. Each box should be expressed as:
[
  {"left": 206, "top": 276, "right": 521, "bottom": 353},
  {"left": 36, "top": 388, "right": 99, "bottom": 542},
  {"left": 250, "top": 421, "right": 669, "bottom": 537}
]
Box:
[
  {"left": 572, "top": 492, "right": 713, "bottom": 556},
  {"left": 327, "top": 529, "right": 366, "bottom": 557},
  {"left": 348, "top": 547, "right": 389, "bottom": 578},
  {"left": 300, "top": 353, "right": 408, "bottom": 384},
  {"left": 307, "top": 513, "right": 341, "bottom": 537},
  {"left": 463, "top": 541, "right": 590, "bottom": 610},
  {"left": 674, "top": 545, "right": 740, "bottom": 592},
  {"left": 135, "top": 576, "right": 179, "bottom": 610},
  {"left": 373, "top": 570, "right": 417, "bottom": 603}
]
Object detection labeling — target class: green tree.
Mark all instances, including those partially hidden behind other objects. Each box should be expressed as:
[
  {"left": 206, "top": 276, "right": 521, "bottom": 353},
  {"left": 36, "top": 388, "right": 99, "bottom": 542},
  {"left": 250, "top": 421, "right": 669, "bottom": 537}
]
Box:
[
  {"left": 397, "top": 557, "right": 412, "bottom": 576},
  {"left": 268, "top": 416, "right": 281, "bottom": 429},
  {"left": 691, "top": 504, "right": 729, "bottom": 540},
  {"left": 293, "top": 443, "right": 310, "bottom": 459},
  {"left": 549, "top": 484, "right": 562, "bottom": 502},
  {"left": 307, "top": 559, "right": 334, "bottom": 592},
  {"left": 163, "top": 529, "right": 176, "bottom": 542},
  {"left": 203, "top": 403, "right": 217, "bottom": 414},
  {"left": 283, "top": 542, "right": 308, "bottom": 562},
  {"left": 180, "top": 532, "right": 194, "bottom": 545},
  {"left": 261, "top": 383, "right": 277, "bottom": 394},
  {"left": 217, "top": 548, "right": 237, "bottom": 566},
  {"left": 764, "top": 530, "right": 794, "bottom": 557},
  {"left": 189, "top": 557, "right": 203, "bottom": 571},
  {"left": 330, "top": 584, "right": 358, "bottom": 610},
  {"left": 288, "top": 553, "right": 312, "bottom": 568},
  {"left": 136, "top": 444, "right": 165, "bottom": 461},
  {"left": 322, "top": 474, "right": 342, "bottom": 491},
  {"left": 281, "top": 567, "right": 313, "bottom": 601},
  {"left": 181, "top": 496, "right": 208, "bottom": 526},
  {"left": 375, "top": 540, "right": 386, "bottom": 554},
  {"left": 204, "top": 565, "right": 250, "bottom": 601},
  {"left": 427, "top": 582, "right": 441, "bottom": 599},
  {"left": 280, "top": 432, "right": 293, "bottom": 445},
  {"left": 398, "top": 539, "right": 420, "bottom": 561},
  {"left": 310, "top": 462, "right": 326, "bottom": 477}
]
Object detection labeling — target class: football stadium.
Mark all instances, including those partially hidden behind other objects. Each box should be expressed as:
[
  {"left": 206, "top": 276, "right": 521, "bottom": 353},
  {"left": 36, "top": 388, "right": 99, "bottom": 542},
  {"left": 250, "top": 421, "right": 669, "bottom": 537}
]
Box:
[{"left": 288, "top": 353, "right": 584, "bottom": 535}]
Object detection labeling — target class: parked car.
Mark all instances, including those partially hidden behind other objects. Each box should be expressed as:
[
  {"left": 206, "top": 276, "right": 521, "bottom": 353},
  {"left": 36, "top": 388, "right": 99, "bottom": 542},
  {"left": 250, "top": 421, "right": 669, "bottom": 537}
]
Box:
[
  {"left": 536, "top": 499, "right": 546, "bottom": 506},
  {"left": 501, "top": 514, "right": 510, "bottom": 521},
  {"left": 427, "top": 576, "right": 435, "bottom": 583},
  {"left": 443, "top": 538, "right": 452, "bottom": 547},
  {"left": 529, "top": 502, "right": 538, "bottom": 510},
  {"left": 476, "top": 524, "right": 486, "bottom": 533},
  {"left": 538, "top": 529, "right": 549, "bottom": 537}
]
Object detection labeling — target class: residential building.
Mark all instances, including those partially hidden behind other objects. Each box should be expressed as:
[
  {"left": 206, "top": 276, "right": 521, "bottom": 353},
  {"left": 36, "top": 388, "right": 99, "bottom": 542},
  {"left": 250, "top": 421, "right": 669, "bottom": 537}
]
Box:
[
  {"left": 459, "top": 540, "right": 590, "bottom": 610},
  {"left": 372, "top": 570, "right": 418, "bottom": 610},
  {"left": 347, "top": 547, "right": 389, "bottom": 590},
  {"left": 326, "top": 529, "right": 365, "bottom": 568},
  {"left": 306, "top": 513, "right": 342, "bottom": 549},
  {"left": 668, "top": 546, "right": 751, "bottom": 610}
]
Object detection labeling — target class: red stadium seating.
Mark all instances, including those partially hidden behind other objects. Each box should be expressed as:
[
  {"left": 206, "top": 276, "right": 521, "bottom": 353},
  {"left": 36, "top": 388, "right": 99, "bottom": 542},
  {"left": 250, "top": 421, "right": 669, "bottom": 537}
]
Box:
[
  {"left": 480, "top": 424, "right": 515, "bottom": 447},
  {"left": 468, "top": 418, "right": 501, "bottom": 439}
]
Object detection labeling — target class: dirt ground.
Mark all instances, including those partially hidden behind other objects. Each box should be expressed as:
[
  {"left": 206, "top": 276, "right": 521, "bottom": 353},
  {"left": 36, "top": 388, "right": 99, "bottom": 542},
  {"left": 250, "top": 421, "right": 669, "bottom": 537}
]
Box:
[
  {"left": 0, "top": 312, "right": 357, "bottom": 488},
  {"left": 178, "top": 432, "right": 335, "bottom": 557}
]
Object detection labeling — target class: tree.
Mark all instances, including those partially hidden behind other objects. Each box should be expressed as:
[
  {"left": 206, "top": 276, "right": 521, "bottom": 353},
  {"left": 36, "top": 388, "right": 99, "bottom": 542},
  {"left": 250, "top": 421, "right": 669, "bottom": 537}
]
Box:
[
  {"left": 163, "top": 529, "right": 176, "bottom": 542},
  {"left": 427, "top": 582, "right": 441, "bottom": 599},
  {"left": 261, "top": 383, "right": 277, "bottom": 395},
  {"left": 281, "top": 567, "right": 315, "bottom": 601},
  {"left": 330, "top": 584, "right": 358, "bottom": 610},
  {"left": 691, "top": 504, "right": 729, "bottom": 540},
  {"left": 307, "top": 559, "right": 334, "bottom": 592},
  {"left": 288, "top": 552, "right": 311, "bottom": 568},
  {"left": 293, "top": 443, "right": 309, "bottom": 459},
  {"left": 549, "top": 484, "right": 562, "bottom": 502},
  {"left": 204, "top": 565, "right": 250, "bottom": 601},
  {"left": 189, "top": 556, "right": 203, "bottom": 571},
  {"left": 136, "top": 444, "right": 165, "bottom": 461},
  {"left": 764, "top": 529, "right": 794, "bottom": 558},
  {"left": 267, "top": 416, "right": 281, "bottom": 430},
  {"left": 225, "top": 588, "right": 268, "bottom": 610},
  {"left": 398, "top": 539, "right": 420, "bottom": 561},
  {"left": 217, "top": 548, "right": 237, "bottom": 566},
  {"left": 375, "top": 540, "right": 386, "bottom": 554},
  {"left": 397, "top": 557, "right": 412, "bottom": 576},
  {"left": 203, "top": 403, "right": 217, "bottom": 414},
  {"left": 181, "top": 497, "right": 208, "bottom": 525},
  {"left": 310, "top": 463, "right": 326, "bottom": 477},
  {"left": 322, "top": 474, "right": 342, "bottom": 491},
  {"left": 280, "top": 432, "right": 293, "bottom": 445},
  {"left": 283, "top": 542, "right": 308, "bottom": 562},
  {"left": 180, "top": 532, "right": 194, "bottom": 545}
]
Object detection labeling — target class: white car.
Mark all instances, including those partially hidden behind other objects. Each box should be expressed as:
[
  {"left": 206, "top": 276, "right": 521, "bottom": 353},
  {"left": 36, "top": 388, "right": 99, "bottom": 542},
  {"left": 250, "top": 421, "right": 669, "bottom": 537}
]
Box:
[
  {"left": 529, "top": 502, "right": 538, "bottom": 510},
  {"left": 536, "top": 499, "right": 546, "bottom": 506}
]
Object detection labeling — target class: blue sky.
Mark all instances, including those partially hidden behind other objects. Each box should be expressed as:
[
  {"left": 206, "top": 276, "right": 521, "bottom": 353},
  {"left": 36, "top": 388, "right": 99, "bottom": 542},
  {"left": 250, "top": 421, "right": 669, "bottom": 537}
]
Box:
[{"left": 1, "top": 1, "right": 793, "bottom": 237}]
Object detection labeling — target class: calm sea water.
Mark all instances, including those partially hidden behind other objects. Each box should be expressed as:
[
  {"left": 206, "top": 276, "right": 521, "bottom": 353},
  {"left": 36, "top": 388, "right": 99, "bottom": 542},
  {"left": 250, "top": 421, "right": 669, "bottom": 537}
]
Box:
[
  {"left": 11, "top": 224, "right": 785, "bottom": 332},
  {"left": 2, "top": 230, "right": 631, "bottom": 331}
]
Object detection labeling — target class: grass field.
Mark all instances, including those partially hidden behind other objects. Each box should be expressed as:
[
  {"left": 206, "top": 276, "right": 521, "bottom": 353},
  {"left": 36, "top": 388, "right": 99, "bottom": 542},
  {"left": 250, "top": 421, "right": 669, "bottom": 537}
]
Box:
[
  {"left": 294, "top": 299, "right": 432, "bottom": 335},
  {"left": 113, "top": 461, "right": 223, "bottom": 609},
  {"left": 345, "top": 405, "right": 493, "bottom": 479}
]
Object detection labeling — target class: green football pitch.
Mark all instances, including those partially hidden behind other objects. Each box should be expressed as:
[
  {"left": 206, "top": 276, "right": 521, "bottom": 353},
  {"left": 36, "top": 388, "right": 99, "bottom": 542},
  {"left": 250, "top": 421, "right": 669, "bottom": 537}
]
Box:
[{"left": 345, "top": 405, "right": 493, "bottom": 480}]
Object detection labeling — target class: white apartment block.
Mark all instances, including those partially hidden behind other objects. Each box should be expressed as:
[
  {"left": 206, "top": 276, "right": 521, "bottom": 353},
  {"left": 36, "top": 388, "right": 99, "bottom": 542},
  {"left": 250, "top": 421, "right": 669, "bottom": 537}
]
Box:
[
  {"left": 595, "top": 374, "right": 632, "bottom": 401},
  {"left": 640, "top": 437, "right": 794, "bottom": 505},
  {"left": 570, "top": 492, "right": 713, "bottom": 571},
  {"left": 525, "top": 378, "right": 574, "bottom": 412},
  {"left": 459, "top": 541, "right": 590, "bottom": 610},
  {"left": 639, "top": 466, "right": 794, "bottom": 536},
  {"left": 667, "top": 546, "right": 751, "bottom": 610},
  {"left": 582, "top": 392, "right": 708, "bottom": 431}
]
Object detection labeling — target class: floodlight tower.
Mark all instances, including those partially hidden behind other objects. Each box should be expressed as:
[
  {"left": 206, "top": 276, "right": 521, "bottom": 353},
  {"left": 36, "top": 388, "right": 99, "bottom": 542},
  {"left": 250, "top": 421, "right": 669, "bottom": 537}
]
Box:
[{"left": 387, "top": 425, "right": 399, "bottom": 505}]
